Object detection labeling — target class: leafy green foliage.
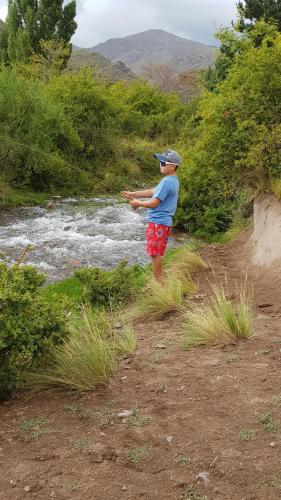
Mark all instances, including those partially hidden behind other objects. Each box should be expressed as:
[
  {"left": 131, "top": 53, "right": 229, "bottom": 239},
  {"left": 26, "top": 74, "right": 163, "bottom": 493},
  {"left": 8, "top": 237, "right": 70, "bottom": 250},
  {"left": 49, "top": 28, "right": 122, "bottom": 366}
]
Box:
[
  {"left": 0, "top": 263, "right": 68, "bottom": 399},
  {"left": 75, "top": 261, "right": 146, "bottom": 308},
  {"left": 177, "top": 21, "right": 281, "bottom": 235},
  {"left": 1, "top": 0, "right": 77, "bottom": 65},
  {"left": 0, "top": 62, "right": 184, "bottom": 197},
  {"left": 0, "top": 67, "right": 82, "bottom": 191},
  {"left": 237, "top": 0, "right": 281, "bottom": 32}
]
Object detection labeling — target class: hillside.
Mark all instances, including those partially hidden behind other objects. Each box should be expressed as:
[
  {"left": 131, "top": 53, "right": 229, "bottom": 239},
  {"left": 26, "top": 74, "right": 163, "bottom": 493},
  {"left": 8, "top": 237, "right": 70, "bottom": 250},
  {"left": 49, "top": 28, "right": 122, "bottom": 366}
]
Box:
[
  {"left": 68, "top": 47, "right": 137, "bottom": 81},
  {"left": 86, "top": 29, "right": 217, "bottom": 75}
]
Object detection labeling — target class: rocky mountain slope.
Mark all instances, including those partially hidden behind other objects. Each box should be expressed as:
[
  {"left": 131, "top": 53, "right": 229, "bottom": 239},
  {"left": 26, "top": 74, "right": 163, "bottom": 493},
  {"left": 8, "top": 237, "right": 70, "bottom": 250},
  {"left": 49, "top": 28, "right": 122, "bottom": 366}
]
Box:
[
  {"left": 69, "top": 47, "right": 137, "bottom": 81},
  {"left": 86, "top": 29, "right": 217, "bottom": 75}
]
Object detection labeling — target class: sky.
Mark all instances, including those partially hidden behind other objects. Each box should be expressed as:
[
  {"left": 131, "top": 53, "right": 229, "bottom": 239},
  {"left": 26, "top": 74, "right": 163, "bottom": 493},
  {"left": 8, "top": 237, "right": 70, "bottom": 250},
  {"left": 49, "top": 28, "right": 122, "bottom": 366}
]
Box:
[{"left": 0, "top": 0, "right": 238, "bottom": 48}]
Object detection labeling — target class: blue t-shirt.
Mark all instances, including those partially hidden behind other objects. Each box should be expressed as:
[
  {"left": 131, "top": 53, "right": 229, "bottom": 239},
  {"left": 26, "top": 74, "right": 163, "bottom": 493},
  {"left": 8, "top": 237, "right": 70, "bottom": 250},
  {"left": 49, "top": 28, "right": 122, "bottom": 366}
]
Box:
[{"left": 146, "top": 175, "right": 179, "bottom": 227}]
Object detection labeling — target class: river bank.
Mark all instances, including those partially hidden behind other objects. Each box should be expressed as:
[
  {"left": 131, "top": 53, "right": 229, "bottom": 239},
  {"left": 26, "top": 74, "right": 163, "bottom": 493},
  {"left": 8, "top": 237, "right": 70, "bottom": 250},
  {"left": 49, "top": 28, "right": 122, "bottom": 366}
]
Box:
[{"left": 1, "top": 231, "right": 281, "bottom": 500}]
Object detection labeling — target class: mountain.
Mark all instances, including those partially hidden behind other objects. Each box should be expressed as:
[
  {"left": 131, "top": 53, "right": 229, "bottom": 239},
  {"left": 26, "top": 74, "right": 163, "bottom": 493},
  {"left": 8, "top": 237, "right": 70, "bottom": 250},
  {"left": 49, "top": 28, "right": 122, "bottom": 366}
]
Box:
[
  {"left": 68, "top": 47, "right": 137, "bottom": 81},
  {"left": 86, "top": 29, "right": 217, "bottom": 75}
]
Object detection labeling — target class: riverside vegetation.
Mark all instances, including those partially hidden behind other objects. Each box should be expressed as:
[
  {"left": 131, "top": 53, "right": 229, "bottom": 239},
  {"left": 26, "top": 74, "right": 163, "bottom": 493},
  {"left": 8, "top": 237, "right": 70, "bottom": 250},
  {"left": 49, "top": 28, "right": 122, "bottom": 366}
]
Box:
[{"left": 0, "top": 246, "right": 254, "bottom": 399}]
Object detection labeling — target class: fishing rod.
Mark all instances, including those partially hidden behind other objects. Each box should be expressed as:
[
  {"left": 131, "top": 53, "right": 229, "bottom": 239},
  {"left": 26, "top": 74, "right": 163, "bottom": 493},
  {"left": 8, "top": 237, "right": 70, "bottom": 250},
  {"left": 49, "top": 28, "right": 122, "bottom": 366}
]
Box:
[{"left": 0, "top": 133, "right": 122, "bottom": 196}]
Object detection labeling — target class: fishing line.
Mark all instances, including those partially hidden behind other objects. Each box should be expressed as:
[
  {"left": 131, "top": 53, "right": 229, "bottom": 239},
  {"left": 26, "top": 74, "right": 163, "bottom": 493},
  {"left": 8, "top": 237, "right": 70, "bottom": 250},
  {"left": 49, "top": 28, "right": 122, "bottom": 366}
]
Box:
[{"left": 0, "top": 134, "right": 122, "bottom": 195}]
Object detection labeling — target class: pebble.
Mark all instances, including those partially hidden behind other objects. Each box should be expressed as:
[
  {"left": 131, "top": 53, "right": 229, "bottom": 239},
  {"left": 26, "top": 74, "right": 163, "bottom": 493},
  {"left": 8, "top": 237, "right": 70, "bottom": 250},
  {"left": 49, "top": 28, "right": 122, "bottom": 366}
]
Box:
[
  {"left": 166, "top": 436, "right": 173, "bottom": 445},
  {"left": 122, "top": 486, "right": 127, "bottom": 491},
  {"left": 196, "top": 471, "right": 209, "bottom": 485},
  {"left": 88, "top": 448, "right": 103, "bottom": 464},
  {"left": 118, "top": 410, "right": 134, "bottom": 418},
  {"left": 269, "top": 441, "right": 277, "bottom": 447},
  {"left": 156, "top": 344, "right": 166, "bottom": 349}
]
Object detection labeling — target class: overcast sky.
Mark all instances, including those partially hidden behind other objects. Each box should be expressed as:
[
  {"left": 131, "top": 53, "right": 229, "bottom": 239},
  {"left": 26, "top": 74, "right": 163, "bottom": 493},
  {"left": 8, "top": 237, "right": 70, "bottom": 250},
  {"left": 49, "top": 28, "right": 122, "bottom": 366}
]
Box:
[{"left": 0, "top": 0, "right": 238, "bottom": 47}]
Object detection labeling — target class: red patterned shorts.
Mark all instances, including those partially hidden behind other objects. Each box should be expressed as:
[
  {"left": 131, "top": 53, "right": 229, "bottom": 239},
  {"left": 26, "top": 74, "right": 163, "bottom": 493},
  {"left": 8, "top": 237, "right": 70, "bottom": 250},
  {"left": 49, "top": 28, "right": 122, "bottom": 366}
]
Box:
[{"left": 146, "top": 222, "right": 171, "bottom": 257}]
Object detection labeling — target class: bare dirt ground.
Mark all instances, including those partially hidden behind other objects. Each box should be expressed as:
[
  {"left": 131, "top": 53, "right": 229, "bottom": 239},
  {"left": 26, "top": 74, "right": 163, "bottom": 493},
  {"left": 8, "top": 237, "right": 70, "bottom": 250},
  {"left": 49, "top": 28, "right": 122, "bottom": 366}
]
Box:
[{"left": 1, "top": 232, "right": 281, "bottom": 500}]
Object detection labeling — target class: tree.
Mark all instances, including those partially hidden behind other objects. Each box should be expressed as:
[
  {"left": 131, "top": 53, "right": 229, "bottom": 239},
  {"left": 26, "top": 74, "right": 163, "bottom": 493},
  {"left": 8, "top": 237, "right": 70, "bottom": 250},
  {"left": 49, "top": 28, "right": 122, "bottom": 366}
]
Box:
[
  {"left": 0, "top": 0, "right": 77, "bottom": 65},
  {"left": 178, "top": 21, "right": 281, "bottom": 235},
  {"left": 237, "top": 0, "right": 281, "bottom": 32},
  {"left": 141, "top": 63, "right": 202, "bottom": 102},
  {"left": 0, "top": 20, "right": 8, "bottom": 64}
]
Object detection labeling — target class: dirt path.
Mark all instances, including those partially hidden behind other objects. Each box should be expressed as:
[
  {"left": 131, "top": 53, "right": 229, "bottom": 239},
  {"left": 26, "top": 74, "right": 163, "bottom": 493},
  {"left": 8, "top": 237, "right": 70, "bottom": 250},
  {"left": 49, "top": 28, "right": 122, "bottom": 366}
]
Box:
[{"left": 1, "top": 233, "right": 281, "bottom": 500}]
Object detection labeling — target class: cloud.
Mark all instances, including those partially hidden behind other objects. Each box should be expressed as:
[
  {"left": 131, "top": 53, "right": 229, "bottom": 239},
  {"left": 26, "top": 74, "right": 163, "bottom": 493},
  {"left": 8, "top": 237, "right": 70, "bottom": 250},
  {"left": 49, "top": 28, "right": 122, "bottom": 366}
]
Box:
[
  {"left": 0, "top": 0, "right": 238, "bottom": 47},
  {"left": 0, "top": 0, "right": 7, "bottom": 22},
  {"left": 73, "top": 0, "right": 237, "bottom": 47}
]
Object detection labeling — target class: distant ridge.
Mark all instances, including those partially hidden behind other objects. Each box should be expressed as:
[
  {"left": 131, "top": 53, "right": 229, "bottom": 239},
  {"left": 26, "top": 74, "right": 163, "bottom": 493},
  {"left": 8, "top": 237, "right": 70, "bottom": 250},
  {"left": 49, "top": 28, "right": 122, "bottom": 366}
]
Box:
[
  {"left": 68, "top": 47, "right": 137, "bottom": 81},
  {"left": 82, "top": 29, "right": 217, "bottom": 74}
]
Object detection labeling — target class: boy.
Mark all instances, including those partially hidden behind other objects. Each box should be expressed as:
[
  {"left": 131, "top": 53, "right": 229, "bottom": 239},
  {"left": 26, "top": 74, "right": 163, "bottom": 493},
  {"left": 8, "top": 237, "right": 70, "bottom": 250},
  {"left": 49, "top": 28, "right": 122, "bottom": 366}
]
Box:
[{"left": 121, "top": 149, "right": 181, "bottom": 281}]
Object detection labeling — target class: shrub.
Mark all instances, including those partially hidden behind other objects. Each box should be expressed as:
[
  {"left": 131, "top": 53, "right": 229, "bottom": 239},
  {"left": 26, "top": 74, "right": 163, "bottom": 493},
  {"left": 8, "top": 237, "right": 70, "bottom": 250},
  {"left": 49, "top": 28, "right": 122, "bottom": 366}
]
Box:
[
  {"left": 25, "top": 307, "right": 136, "bottom": 391},
  {"left": 180, "top": 285, "right": 253, "bottom": 349},
  {"left": 75, "top": 260, "right": 146, "bottom": 308},
  {"left": 0, "top": 263, "right": 68, "bottom": 399}
]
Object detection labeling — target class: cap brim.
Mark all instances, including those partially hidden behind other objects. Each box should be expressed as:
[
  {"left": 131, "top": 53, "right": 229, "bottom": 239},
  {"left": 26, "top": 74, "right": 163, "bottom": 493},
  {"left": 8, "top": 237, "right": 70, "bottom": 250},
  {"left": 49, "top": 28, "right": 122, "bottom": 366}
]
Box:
[{"left": 154, "top": 153, "right": 168, "bottom": 162}]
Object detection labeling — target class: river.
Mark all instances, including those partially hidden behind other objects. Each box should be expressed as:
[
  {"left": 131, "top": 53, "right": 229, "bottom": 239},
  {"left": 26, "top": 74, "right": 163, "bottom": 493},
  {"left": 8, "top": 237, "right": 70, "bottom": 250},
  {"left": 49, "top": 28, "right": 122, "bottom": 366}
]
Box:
[{"left": 0, "top": 197, "right": 178, "bottom": 282}]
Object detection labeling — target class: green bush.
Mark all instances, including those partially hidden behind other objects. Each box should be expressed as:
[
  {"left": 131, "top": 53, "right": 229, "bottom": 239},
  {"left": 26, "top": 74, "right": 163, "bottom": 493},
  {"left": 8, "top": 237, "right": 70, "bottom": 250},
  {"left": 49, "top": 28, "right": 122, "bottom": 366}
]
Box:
[
  {"left": 75, "top": 260, "right": 146, "bottom": 308},
  {"left": 0, "top": 263, "right": 68, "bottom": 399}
]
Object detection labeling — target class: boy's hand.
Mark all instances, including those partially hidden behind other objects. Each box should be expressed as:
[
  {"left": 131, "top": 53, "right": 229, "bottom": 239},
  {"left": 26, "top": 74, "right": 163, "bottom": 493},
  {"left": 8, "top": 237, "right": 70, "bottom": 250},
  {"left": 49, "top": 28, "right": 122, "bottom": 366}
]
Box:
[
  {"left": 121, "top": 191, "right": 134, "bottom": 199},
  {"left": 130, "top": 199, "right": 140, "bottom": 209}
]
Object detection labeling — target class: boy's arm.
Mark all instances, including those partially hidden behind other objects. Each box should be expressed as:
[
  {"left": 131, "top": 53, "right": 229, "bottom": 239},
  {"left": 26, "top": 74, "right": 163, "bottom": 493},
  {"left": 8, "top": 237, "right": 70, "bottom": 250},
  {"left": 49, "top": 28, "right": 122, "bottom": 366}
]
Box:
[
  {"left": 121, "top": 188, "right": 154, "bottom": 199},
  {"left": 130, "top": 198, "right": 160, "bottom": 209},
  {"left": 130, "top": 177, "right": 170, "bottom": 209}
]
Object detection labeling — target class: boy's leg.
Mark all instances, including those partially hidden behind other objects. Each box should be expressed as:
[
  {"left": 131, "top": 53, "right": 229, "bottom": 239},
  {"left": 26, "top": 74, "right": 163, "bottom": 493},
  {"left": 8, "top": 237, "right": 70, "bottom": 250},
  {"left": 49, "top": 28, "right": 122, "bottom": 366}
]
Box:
[{"left": 151, "top": 255, "right": 163, "bottom": 281}]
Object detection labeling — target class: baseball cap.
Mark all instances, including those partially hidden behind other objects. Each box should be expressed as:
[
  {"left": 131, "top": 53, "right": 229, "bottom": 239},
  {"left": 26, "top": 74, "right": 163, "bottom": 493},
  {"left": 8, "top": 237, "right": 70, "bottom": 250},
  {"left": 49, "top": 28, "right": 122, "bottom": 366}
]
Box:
[{"left": 154, "top": 149, "right": 182, "bottom": 166}]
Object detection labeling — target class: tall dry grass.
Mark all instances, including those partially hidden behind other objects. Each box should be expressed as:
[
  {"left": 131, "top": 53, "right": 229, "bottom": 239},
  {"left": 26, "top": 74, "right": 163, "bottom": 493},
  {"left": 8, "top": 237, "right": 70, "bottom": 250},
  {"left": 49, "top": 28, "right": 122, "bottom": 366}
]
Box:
[
  {"left": 180, "top": 285, "right": 253, "bottom": 349},
  {"left": 25, "top": 307, "right": 136, "bottom": 391},
  {"left": 131, "top": 272, "right": 197, "bottom": 321},
  {"left": 168, "top": 246, "right": 208, "bottom": 278}
]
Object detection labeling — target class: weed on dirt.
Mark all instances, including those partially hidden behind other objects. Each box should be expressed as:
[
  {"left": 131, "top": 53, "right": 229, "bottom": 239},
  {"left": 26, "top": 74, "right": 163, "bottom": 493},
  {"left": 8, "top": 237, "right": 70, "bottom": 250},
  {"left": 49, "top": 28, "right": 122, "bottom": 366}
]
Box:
[
  {"left": 177, "top": 455, "right": 191, "bottom": 466},
  {"left": 19, "top": 418, "right": 52, "bottom": 441},
  {"left": 181, "top": 485, "right": 208, "bottom": 500},
  {"left": 82, "top": 408, "right": 113, "bottom": 428},
  {"left": 272, "top": 395, "right": 281, "bottom": 408},
  {"left": 73, "top": 437, "right": 89, "bottom": 450},
  {"left": 239, "top": 430, "right": 257, "bottom": 441},
  {"left": 269, "top": 477, "right": 281, "bottom": 491},
  {"left": 70, "top": 480, "right": 81, "bottom": 492},
  {"left": 258, "top": 413, "right": 279, "bottom": 433},
  {"left": 126, "top": 444, "right": 151, "bottom": 464},
  {"left": 124, "top": 409, "right": 152, "bottom": 428}
]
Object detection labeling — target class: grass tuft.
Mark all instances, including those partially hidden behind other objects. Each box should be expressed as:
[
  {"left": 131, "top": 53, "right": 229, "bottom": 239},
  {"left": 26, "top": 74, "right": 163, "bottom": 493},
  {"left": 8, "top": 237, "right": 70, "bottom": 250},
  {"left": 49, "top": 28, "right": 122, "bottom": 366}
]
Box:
[
  {"left": 131, "top": 273, "right": 197, "bottom": 321},
  {"left": 168, "top": 246, "right": 208, "bottom": 277},
  {"left": 25, "top": 308, "right": 135, "bottom": 391},
  {"left": 180, "top": 285, "right": 253, "bottom": 349},
  {"left": 113, "top": 323, "right": 137, "bottom": 356}
]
